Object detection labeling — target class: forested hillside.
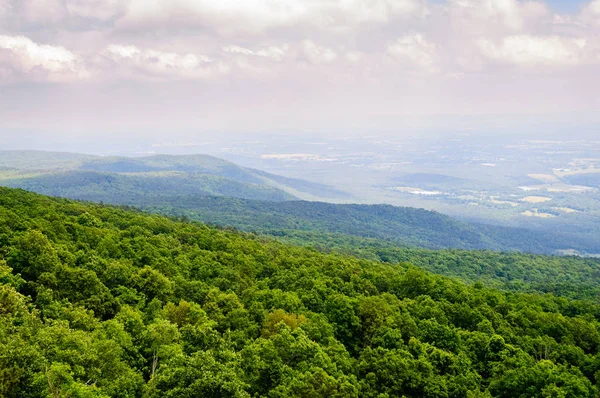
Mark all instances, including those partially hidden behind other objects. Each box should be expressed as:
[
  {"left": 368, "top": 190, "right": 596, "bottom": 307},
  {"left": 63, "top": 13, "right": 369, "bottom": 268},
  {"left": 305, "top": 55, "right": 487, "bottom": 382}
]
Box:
[
  {"left": 130, "top": 195, "right": 600, "bottom": 255},
  {"left": 1, "top": 170, "right": 295, "bottom": 202},
  {"left": 0, "top": 151, "right": 348, "bottom": 202},
  {"left": 239, "top": 229, "right": 600, "bottom": 301},
  {"left": 2, "top": 187, "right": 600, "bottom": 397}
]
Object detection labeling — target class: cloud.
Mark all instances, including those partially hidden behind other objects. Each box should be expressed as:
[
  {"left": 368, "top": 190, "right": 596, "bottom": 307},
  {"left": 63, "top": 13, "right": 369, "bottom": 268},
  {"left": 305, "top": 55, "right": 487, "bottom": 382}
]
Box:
[
  {"left": 5, "top": 0, "right": 66, "bottom": 27},
  {"left": 334, "top": 0, "right": 426, "bottom": 24},
  {"left": 0, "top": 35, "right": 87, "bottom": 82},
  {"left": 581, "top": 0, "right": 600, "bottom": 25},
  {"left": 448, "top": 0, "right": 551, "bottom": 34},
  {"left": 119, "top": 0, "right": 427, "bottom": 34},
  {"left": 222, "top": 45, "right": 288, "bottom": 62},
  {"left": 118, "top": 0, "right": 306, "bottom": 34},
  {"left": 301, "top": 40, "right": 338, "bottom": 64},
  {"left": 585, "top": 0, "right": 600, "bottom": 14},
  {"left": 477, "top": 35, "right": 590, "bottom": 66},
  {"left": 1, "top": 0, "right": 600, "bottom": 127},
  {"left": 219, "top": 44, "right": 291, "bottom": 75},
  {"left": 387, "top": 33, "right": 438, "bottom": 71},
  {"left": 1, "top": 0, "right": 425, "bottom": 35},
  {"left": 1, "top": 1, "right": 598, "bottom": 82},
  {"left": 0, "top": 0, "right": 14, "bottom": 18},
  {"left": 105, "top": 44, "right": 228, "bottom": 79},
  {"left": 0, "top": 0, "right": 128, "bottom": 31},
  {"left": 64, "top": 0, "right": 128, "bottom": 21}
]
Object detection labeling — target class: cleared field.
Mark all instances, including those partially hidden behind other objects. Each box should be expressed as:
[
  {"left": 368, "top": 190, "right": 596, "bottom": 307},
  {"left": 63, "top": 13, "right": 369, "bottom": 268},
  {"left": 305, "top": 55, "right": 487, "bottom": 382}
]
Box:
[
  {"left": 521, "top": 209, "right": 556, "bottom": 218},
  {"left": 489, "top": 197, "right": 519, "bottom": 207},
  {"left": 519, "top": 184, "right": 594, "bottom": 193},
  {"left": 391, "top": 186, "right": 445, "bottom": 195},
  {"left": 553, "top": 207, "right": 580, "bottom": 214},
  {"left": 521, "top": 196, "right": 552, "bottom": 203},
  {"left": 528, "top": 173, "right": 560, "bottom": 183},
  {"left": 554, "top": 168, "right": 600, "bottom": 177}
]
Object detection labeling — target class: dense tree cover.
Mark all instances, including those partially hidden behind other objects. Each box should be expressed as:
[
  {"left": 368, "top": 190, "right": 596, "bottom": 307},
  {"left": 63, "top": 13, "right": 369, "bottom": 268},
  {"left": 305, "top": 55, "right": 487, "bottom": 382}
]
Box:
[
  {"left": 0, "top": 150, "right": 348, "bottom": 201},
  {"left": 563, "top": 173, "right": 600, "bottom": 189},
  {"left": 123, "top": 195, "right": 600, "bottom": 255},
  {"left": 2, "top": 170, "right": 295, "bottom": 203},
  {"left": 265, "top": 231, "right": 600, "bottom": 301},
  {"left": 2, "top": 187, "right": 600, "bottom": 397}
]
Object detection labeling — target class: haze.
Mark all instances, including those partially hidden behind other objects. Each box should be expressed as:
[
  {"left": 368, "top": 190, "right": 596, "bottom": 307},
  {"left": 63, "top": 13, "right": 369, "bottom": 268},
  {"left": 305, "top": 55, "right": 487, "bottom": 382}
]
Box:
[{"left": 1, "top": 0, "right": 599, "bottom": 144}]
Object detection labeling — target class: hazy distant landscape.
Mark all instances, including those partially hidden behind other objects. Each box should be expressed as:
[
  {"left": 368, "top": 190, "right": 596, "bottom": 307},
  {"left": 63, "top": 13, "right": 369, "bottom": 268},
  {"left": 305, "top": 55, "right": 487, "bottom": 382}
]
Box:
[
  {"left": 193, "top": 132, "right": 600, "bottom": 251},
  {"left": 10, "top": 131, "right": 594, "bottom": 255},
  {"left": 1, "top": 147, "right": 599, "bottom": 257}
]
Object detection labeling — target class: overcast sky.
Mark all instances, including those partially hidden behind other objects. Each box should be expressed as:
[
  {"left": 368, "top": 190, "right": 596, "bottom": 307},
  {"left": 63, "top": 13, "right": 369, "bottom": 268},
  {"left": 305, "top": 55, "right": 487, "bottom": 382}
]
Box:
[{"left": 0, "top": 0, "right": 599, "bottom": 138}]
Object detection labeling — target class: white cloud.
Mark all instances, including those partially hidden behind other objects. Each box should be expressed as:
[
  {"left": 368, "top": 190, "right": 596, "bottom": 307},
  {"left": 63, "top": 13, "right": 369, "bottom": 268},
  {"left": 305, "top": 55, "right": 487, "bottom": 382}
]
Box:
[
  {"left": 15, "top": 0, "right": 67, "bottom": 26},
  {"left": 301, "top": 40, "right": 338, "bottom": 64},
  {"left": 345, "top": 51, "right": 363, "bottom": 63},
  {"left": 1, "top": 0, "right": 426, "bottom": 33},
  {"left": 64, "top": 0, "right": 128, "bottom": 21},
  {"left": 220, "top": 44, "right": 291, "bottom": 74},
  {"left": 114, "top": 0, "right": 425, "bottom": 35},
  {"left": 586, "top": 0, "right": 600, "bottom": 14},
  {"left": 335, "top": 0, "right": 426, "bottom": 24},
  {"left": 449, "top": 0, "right": 551, "bottom": 33},
  {"left": 0, "top": 0, "right": 128, "bottom": 30},
  {"left": 387, "top": 33, "right": 438, "bottom": 71},
  {"left": 477, "top": 35, "right": 590, "bottom": 66},
  {"left": 1, "top": 0, "right": 600, "bottom": 125},
  {"left": 581, "top": 0, "right": 600, "bottom": 25},
  {"left": 0, "top": 0, "right": 14, "bottom": 18},
  {"left": 223, "top": 45, "right": 288, "bottom": 62},
  {"left": 0, "top": 35, "right": 87, "bottom": 82},
  {"left": 105, "top": 44, "right": 227, "bottom": 79}
]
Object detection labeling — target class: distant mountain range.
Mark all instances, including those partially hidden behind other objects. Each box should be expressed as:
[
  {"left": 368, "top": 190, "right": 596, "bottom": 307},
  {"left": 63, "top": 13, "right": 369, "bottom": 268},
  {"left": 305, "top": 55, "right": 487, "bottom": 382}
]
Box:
[
  {"left": 1, "top": 150, "right": 598, "bottom": 255},
  {"left": 0, "top": 151, "right": 349, "bottom": 202}
]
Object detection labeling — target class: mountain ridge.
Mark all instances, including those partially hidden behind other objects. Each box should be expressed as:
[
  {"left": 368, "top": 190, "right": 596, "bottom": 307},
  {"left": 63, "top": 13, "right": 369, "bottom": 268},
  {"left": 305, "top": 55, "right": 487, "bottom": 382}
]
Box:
[{"left": 0, "top": 150, "right": 349, "bottom": 202}]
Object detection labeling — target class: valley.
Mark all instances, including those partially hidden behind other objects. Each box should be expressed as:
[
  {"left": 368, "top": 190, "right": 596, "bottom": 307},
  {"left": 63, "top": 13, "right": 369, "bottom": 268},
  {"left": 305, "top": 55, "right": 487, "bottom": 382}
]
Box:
[{"left": 2, "top": 150, "right": 599, "bottom": 256}]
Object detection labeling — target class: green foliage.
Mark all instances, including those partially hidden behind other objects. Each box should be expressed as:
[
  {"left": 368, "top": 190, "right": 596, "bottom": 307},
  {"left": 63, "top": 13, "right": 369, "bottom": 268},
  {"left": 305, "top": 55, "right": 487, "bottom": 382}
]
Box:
[
  {"left": 129, "top": 195, "right": 600, "bottom": 254},
  {"left": 1, "top": 170, "right": 296, "bottom": 203},
  {"left": 0, "top": 151, "right": 349, "bottom": 203},
  {"left": 2, "top": 187, "right": 600, "bottom": 397},
  {"left": 261, "top": 309, "right": 307, "bottom": 337}
]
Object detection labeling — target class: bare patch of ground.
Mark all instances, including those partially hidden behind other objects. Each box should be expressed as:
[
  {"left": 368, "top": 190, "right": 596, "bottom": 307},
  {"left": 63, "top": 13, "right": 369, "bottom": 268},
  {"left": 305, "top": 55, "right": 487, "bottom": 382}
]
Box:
[{"left": 521, "top": 196, "right": 552, "bottom": 203}]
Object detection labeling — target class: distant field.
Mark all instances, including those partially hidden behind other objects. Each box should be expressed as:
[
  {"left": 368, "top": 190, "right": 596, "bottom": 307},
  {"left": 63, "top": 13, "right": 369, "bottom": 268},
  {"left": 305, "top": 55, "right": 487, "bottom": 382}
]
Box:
[
  {"left": 521, "top": 209, "right": 556, "bottom": 218},
  {"left": 554, "top": 167, "right": 600, "bottom": 177},
  {"left": 527, "top": 173, "right": 560, "bottom": 183},
  {"left": 519, "top": 183, "right": 594, "bottom": 193},
  {"left": 521, "top": 196, "right": 552, "bottom": 203}
]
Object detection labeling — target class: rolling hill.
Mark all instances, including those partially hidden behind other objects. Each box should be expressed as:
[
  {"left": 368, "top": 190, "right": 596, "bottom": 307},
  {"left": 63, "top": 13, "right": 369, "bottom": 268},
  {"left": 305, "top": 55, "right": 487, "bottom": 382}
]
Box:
[
  {"left": 124, "top": 195, "right": 600, "bottom": 255},
  {"left": 0, "top": 151, "right": 349, "bottom": 202},
  {"left": 1, "top": 151, "right": 598, "bottom": 256}
]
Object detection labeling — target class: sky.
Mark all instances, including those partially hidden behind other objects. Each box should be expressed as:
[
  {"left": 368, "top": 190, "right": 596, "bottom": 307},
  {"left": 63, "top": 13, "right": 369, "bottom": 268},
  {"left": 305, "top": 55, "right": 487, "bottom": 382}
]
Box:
[{"left": 0, "top": 0, "right": 599, "bottom": 139}]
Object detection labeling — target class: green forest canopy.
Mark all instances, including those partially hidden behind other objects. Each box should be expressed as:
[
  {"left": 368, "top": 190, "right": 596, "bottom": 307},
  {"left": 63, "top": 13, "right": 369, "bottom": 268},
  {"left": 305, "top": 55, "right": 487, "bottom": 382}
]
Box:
[
  {"left": 135, "top": 195, "right": 600, "bottom": 255},
  {"left": 2, "top": 187, "right": 600, "bottom": 397}
]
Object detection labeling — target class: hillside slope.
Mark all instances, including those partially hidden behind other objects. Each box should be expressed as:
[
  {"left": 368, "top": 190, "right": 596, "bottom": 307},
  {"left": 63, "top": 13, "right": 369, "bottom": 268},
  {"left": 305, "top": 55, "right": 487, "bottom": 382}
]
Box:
[
  {"left": 1, "top": 187, "right": 600, "bottom": 397},
  {"left": 0, "top": 170, "right": 295, "bottom": 202},
  {"left": 0, "top": 151, "right": 349, "bottom": 202},
  {"left": 132, "top": 195, "right": 600, "bottom": 255}
]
